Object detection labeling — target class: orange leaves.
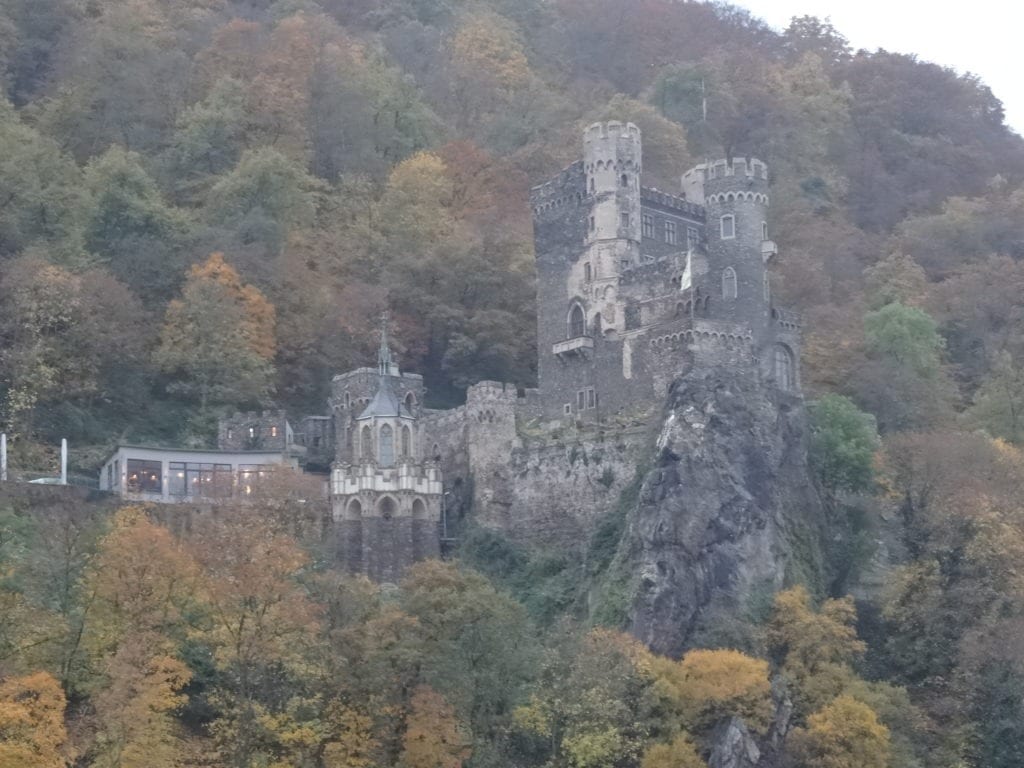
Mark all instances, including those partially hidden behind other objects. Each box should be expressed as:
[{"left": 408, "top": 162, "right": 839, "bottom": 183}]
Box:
[
  {"left": 0, "top": 671, "right": 67, "bottom": 768},
  {"left": 450, "top": 12, "right": 531, "bottom": 94}
]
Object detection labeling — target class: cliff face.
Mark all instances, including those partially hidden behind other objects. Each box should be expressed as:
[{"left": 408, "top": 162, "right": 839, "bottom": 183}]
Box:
[{"left": 623, "top": 366, "right": 827, "bottom": 656}]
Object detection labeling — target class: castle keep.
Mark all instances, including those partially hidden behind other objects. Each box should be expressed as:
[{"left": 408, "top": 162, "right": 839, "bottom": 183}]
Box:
[{"left": 101, "top": 122, "right": 803, "bottom": 584}]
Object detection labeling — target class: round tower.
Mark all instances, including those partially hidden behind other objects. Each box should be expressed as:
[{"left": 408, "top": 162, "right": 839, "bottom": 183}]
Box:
[
  {"left": 583, "top": 121, "right": 642, "bottom": 247},
  {"left": 701, "top": 157, "right": 772, "bottom": 336}
]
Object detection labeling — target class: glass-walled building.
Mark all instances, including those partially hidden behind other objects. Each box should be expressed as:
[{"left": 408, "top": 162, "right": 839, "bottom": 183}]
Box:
[{"left": 98, "top": 445, "right": 299, "bottom": 503}]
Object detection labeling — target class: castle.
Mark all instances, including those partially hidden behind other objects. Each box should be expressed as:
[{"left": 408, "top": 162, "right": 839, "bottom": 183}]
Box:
[{"left": 102, "top": 122, "right": 802, "bottom": 584}]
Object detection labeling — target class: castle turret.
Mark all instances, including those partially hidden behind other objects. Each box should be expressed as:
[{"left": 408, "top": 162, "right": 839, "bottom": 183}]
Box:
[
  {"left": 583, "top": 121, "right": 642, "bottom": 249},
  {"left": 697, "top": 157, "right": 773, "bottom": 338}
]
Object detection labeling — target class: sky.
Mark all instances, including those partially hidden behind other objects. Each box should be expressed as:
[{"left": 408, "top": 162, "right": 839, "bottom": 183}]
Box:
[{"left": 736, "top": 0, "right": 1023, "bottom": 135}]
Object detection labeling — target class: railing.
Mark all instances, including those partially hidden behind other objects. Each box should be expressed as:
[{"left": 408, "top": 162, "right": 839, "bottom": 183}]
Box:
[{"left": 552, "top": 336, "right": 594, "bottom": 356}]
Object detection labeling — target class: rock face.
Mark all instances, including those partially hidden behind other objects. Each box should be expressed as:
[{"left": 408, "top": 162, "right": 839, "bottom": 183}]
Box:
[
  {"left": 625, "top": 366, "right": 827, "bottom": 655},
  {"left": 708, "top": 717, "right": 761, "bottom": 768}
]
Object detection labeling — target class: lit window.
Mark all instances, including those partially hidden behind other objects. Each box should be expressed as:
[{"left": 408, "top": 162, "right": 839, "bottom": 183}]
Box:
[
  {"left": 642, "top": 214, "right": 654, "bottom": 238},
  {"left": 248, "top": 426, "right": 256, "bottom": 439},
  {"left": 721, "top": 214, "right": 735, "bottom": 239},
  {"left": 226, "top": 428, "right": 233, "bottom": 441},
  {"left": 271, "top": 426, "right": 278, "bottom": 437},
  {"left": 722, "top": 267, "right": 738, "bottom": 300},
  {"left": 126, "top": 459, "right": 162, "bottom": 494},
  {"left": 665, "top": 220, "right": 677, "bottom": 245}
]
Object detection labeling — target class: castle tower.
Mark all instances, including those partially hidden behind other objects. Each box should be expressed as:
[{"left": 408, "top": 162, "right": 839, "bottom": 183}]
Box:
[
  {"left": 699, "top": 158, "right": 773, "bottom": 340},
  {"left": 330, "top": 317, "right": 443, "bottom": 583}
]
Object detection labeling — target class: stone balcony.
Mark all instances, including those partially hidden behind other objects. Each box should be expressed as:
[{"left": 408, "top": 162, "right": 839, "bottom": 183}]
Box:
[{"left": 553, "top": 336, "right": 594, "bottom": 357}]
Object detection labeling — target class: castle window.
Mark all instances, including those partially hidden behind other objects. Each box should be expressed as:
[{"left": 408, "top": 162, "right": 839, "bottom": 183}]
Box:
[
  {"left": 405, "top": 391, "right": 416, "bottom": 413},
  {"left": 379, "top": 424, "right": 394, "bottom": 467},
  {"left": 227, "top": 428, "right": 233, "bottom": 441},
  {"left": 620, "top": 213, "right": 630, "bottom": 228},
  {"left": 248, "top": 426, "right": 256, "bottom": 439},
  {"left": 589, "top": 177, "right": 595, "bottom": 193},
  {"left": 345, "top": 393, "right": 351, "bottom": 408},
  {"left": 642, "top": 214, "right": 654, "bottom": 238},
  {"left": 578, "top": 390, "right": 586, "bottom": 411},
  {"left": 665, "top": 220, "right": 677, "bottom": 245},
  {"left": 271, "top": 426, "right": 278, "bottom": 437},
  {"left": 361, "top": 426, "right": 372, "bottom": 459},
  {"left": 721, "top": 214, "right": 736, "bottom": 239},
  {"left": 587, "top": 388, "right": 596, "bottom": 409},
  {"left": 687, "top": 226, "right": 699, "bottom": 249},
  {"left": 762, "top": 221, "right": 768, "bottom": 241},
  {"left": 569, "top": 304, "right": 586, "bottom": 338},
  {"left": 722, "top": 267, "right": 738, "bottom": 300},
  {"left": 763, "top": 272, "right": 770, "bottom": 302},
  {"left": 564, "top": 403, "right": 572, "bottom": 415},
  {"left": 584, "top": 262, "right": 592, "bottom": 282},
  {"left": 774, "top": 345, "right": 795, "bottom": 391},
  {"left": 402, "top": 425, "right": 411, "bottom": 458},
  {"left": 621, "top": 174, "right": 629, "bottom": 187},
  {"left": 589, "top": 215, "right": 595, "bottom": 232}
]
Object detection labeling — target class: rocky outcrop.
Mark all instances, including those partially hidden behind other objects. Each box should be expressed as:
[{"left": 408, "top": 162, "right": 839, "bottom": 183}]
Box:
[
  {"left": 624, "top": 366, "right": 827, "bottom": 655},
  {"left": 708, "top": 717, "right": 761, "bottom": 768}
]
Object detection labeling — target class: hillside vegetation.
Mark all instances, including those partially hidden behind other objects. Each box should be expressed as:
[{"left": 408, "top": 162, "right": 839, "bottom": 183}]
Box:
[{"left": 2, "top": 1, "right": 1024, "bottom": 766}]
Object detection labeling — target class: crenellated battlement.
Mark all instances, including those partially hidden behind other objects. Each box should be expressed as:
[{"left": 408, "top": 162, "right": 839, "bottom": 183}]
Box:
[{"left": 640, "top": 187, "right": 705, "bottom": 217}]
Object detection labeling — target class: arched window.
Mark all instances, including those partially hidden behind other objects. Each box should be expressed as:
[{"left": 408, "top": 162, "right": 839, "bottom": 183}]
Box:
[
  {"left": 722, "top": 267, "right": 738, "bottom": 300},
  {"left": 569, "top": 304, "right": 585, "bottom": 338},
  {"left": 402, "top": 425, "right": 412, "bottom": 458},
  {"left": 720, "top": 214, "right": 736, "bottom": 239},
  {"left": 361, "top": 426, "right": 372, "bottom": 459},
  {"left": 378, "top": 496, "right": 396, "bottom": 520},
  {"left": 411, "top": 498, "right": 427, "bottom": 519},
  {"left": 404, "top": 391, "right": 415, "bottom": 413},
  {"left": 774, "top": 345, "right": 795, "bottom": 391},
  {"left": 379, "top": 424, "right": 394, "bottom": 466},
  {"left": 346, "top": 499, "right": 362, "bottom": 519},
  {"left": 621, "top": 173, "right": 629, "bottom": 187},
  {"left": 432, "top": 443, "right": 441, "bottom": 462}
]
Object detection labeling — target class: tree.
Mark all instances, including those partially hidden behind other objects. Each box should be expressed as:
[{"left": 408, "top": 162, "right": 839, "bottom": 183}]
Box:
[
  {"left": 401, "top": 686, "right": 469, "bottom": 768},
  {"left": 90, "top": 636, "right": 192, "bottom": 768},
  {"left": 154, "top": 253, "right": 277, "bottom": 415},
  {"left": 787, "top": 695, "right": 890, "bottom": 768},
  {"left": 650, "top": 649, "right": 772, "bottom": 734},
  {"left": 853, "top": 302, "right": 956, "bottom": 432},
  {"left": 82, "top": 146, "right": 189, "bottom": 301},
  {"left": 766, "top": 587, "right": 865, "bottom": 715},
  {"left": 966, "top": 351, "right": 1024, "bottom": 443},
  {"left": 640, "top": 735, "right": 706, "bottom": 768},
  {"left": 0, "top": 671, "right": 67, "bottom": 768},
  {"left": 809, "top": 394, "right": 879, "bottom": 493}
]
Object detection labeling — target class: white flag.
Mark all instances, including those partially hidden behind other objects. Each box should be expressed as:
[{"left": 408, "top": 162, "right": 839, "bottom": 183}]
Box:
[{"left": 680, "top": 249, "right": 692, "bottom": 292}]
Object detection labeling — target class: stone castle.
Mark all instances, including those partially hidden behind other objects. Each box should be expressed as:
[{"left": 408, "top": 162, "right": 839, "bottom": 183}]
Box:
[{"left": 225, "top": 121, "right": 803, "bottom": 583}]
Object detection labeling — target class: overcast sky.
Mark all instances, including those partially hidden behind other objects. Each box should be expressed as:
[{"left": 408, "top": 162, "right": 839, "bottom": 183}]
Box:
[{"left": 737, "top": 0, "right": 1022, "bottom": 135}]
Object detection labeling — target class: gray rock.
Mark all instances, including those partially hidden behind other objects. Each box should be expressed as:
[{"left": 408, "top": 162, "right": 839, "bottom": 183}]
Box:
[
  {"left": 625, "top": 367, "right": 827, "bottom": 655},
  {"left": 709, "top": 717, "right": 761, "bottom": 768}
]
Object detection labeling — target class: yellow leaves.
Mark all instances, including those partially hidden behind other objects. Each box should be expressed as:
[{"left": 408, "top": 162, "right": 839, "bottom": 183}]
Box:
[
  {"left": 0, "top": 671, "right": 67, "bottom": 768},
  {"left": 640, "top": 735, "right": 707, "bottom": 768},
  {"left": 512, "top": 695, "right": 553, "bottom": 738},
  {"left": 651, "top": 649, "right": 772, "bottom": 734},
  {"left": 92, "top": 637, "right": 192, "bottom": 768},
  {"left": 562, "top": 727, "right": 625, "bottom": 768},
  {"left": 85, "top": 506, "right": 200, "bottom": 653},
  {"left": 401, "top": 686, "right": 469, "bottom": 768},
  {"left": 787, "top": 695, "right": 890, "bottom": 768},
  {"left": 450, "top": 12, "right": 531, "bottom": 93}
]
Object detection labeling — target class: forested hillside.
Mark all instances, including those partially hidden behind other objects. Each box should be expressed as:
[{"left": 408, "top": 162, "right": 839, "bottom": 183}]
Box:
[{"left": 3, "top": 1, "right": 1024, "bottom": 766}]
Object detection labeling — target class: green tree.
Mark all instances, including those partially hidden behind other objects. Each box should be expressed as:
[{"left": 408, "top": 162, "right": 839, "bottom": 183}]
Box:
[
  {"left": 154, "top": 253, "right": 276, "bottom": 418},
  {"left": 809, "top": 394, "right": 879, "bottom": 493}
]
